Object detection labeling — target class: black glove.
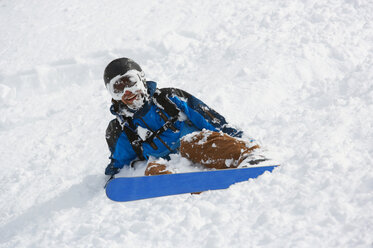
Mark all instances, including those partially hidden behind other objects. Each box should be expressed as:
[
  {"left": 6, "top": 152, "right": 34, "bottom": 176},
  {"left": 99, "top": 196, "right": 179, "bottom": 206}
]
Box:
[{"left": 105, "top": 163, "right": 120, "bottom": 176}]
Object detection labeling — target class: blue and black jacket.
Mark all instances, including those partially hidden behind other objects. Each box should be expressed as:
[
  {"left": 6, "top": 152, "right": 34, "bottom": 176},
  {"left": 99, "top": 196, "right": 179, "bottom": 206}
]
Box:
[{"left": 106, "top": 81, "right": 243, "bottom": 169}]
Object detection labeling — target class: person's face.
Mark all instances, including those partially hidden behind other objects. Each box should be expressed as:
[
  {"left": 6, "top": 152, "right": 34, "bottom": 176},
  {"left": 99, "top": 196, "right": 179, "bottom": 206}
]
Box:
[
  {"left": 113, "top": 74, "right": 147, "bottom": 110},
  {"left": 121, "top": 89, "right": 143, "bottom": 106}
]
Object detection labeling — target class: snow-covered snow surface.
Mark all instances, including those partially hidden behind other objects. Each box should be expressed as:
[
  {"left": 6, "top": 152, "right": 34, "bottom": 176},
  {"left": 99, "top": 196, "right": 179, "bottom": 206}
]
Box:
[{"left": 1, "top": 0, "right": 372, "bottom": 247}]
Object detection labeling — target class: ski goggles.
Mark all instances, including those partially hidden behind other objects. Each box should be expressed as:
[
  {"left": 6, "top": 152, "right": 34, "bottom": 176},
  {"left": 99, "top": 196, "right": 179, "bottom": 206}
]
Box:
[
  {"left": 107, "top": 70, "right": 146, "bottom": 100},
  {"left": 112, "top": 75, "right": 137, "bottom": 94}
]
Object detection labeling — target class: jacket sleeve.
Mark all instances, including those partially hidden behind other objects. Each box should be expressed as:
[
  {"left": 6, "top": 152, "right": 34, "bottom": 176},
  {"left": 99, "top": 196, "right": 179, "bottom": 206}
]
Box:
[
  {"left": 170, "top": 96, "right": 218, "bottom": 132},
  {"left": 111, "top": 132, "right": 138, "bottom": 168},
  {"left": 164, "top": 88, "right": 243, "bottom": 137}
]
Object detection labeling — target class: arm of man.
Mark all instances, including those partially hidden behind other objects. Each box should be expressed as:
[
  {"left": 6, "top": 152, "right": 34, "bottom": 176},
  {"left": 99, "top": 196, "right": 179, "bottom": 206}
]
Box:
[
  {"left": 107, "top": 132, "right": 138, "bottom": 173},
  {"left": 170, "top": 96, "right": 218, "bottom": 132},
  {"left": 165, "top": 88, "right": 243, "bottom": 137}
]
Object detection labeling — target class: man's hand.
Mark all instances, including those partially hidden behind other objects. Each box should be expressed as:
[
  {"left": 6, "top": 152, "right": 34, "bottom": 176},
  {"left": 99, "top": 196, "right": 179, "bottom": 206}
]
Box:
[{"left": 105, "top": 163, "right": 120, "bottom": 175}]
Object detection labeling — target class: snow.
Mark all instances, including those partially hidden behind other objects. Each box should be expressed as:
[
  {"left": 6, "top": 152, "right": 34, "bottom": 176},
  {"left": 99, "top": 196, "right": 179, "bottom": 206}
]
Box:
[
  {"left": 137, "top": 126, "right": 151, "bottom": 141},
  {"left": 0, "top": 0, "right": 372, "bottom": 247}
]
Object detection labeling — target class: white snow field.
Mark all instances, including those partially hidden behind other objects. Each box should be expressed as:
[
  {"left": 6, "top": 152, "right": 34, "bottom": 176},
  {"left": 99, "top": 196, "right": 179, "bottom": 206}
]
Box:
[{"left": 1, "top": 0, "right": 372, "bottom": 247}]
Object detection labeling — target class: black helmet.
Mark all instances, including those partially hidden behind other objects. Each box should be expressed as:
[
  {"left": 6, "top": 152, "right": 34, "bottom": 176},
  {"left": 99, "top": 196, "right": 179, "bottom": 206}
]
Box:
[{"left": 103, "top": 58, "right": 143, "bottom": 87}]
